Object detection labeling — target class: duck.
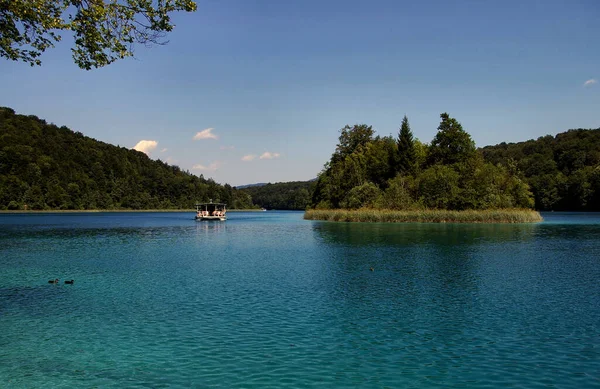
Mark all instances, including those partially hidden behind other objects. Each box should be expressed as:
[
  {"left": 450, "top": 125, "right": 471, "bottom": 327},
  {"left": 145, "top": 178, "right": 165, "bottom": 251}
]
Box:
[
  {"left": 48, "top": 278, "right": 59, "bottom": 284},
  {"left": 64, "top": 280, "right": 74, "bottom": 285},
  {"left": 369, "top": 267, "right": 374, "bottom": 272}
]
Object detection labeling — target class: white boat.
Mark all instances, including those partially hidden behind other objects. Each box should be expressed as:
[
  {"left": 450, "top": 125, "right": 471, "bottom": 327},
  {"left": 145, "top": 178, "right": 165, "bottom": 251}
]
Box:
[{"left": 195, "top": 202, "right": 227, "bottom": 221}]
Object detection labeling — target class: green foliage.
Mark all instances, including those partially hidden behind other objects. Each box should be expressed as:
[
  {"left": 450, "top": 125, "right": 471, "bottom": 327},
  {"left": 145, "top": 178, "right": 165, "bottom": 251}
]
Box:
[
  {"left": 313, "top": 152, "right": 368, "bottom": 208},
  {"left": 341, "top": 182, "right": 381, "bottom": 209},
  {"left": 417, "top": 164, "right": 460, "bottom": 209},
  {"left": 379, "top": 175, "right": 418, "bottom": 210},
  {"left": 396, "top": 115, "right": 416, "bottom": 174},
  {"left": 364, "top": 136, "right": 397, "bottom": 188},
  {"left": 428, "top": 113, "right": 477, "bottom": 166},
  {"left": 457, "top": 162, "right": 534, "bottom": 210},
  {"left": 332, "top": 124, "right": 374, "bottom": 164},
  {"left": 0, "top": 107, "right": 253, "bottom": 210},
  {"left": 239, "top": 181, "right": 314, "bottom": 210},
  {"left": 0, "top": 0, "right": 197, "bottom": 69},
  {"left": 313, "top": 125, "right": 390, "bottom": 208},
  {"left": 412, "top": 139, "right": 428, "bottom": 173},
  {"left": 481, "top": 128, "right": 600, "bottom": 211},
  {"left": 310, "top": 112, "right": 536, "bottom": 212}
]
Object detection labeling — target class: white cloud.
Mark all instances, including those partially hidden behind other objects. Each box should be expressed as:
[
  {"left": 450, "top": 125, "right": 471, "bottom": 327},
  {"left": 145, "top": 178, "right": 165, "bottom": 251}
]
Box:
[
  {"left": 160, "top": 148, "right": 168, "bottom": 153},
  {"left": 193, "top": 128, "right": 218, "bottom": 140},
  {"left": 241, "top": 154, "right": 256, "bottom": 161},
  {"left": 192, "top": 162, "right": 220, "bottom": 171},
  {"left": 220, "top": 145, "right": 235, "bottom": 150},
  {"left": 166, "top": 157, "right": 177, "bottom": 165},
  {"left": 584, "top": 79, "right": 597, "bottom": 87},
  {"left": 133, "top": 140, "right": 158, "bottom": 155},
  {"left": 259, "top": 152, "right": 281, "bottom": 160}
]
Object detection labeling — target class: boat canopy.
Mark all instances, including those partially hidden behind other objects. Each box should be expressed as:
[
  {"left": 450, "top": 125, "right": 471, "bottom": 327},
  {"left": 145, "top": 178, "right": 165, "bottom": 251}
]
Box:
[
  {"left": 195, "top": 202, "right": 226, "bottom": 209},
  {"left": 195, "top": 202, "right": 227, "bottom": 213}
]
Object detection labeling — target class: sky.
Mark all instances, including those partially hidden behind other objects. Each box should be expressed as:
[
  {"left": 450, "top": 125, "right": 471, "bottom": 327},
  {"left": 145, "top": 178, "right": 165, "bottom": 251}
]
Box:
[{"left": 1, "top": 0, "right": 599, "bottom": 187}]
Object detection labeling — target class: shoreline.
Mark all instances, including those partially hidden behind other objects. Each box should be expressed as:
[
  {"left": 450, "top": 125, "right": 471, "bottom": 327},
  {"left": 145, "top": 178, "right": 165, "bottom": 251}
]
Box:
[
  {"left": 304, "top": 208, "right": 543, "bottom": 223},
  {"left": 0, "top": 209, "right": 264, "bottom": 214}
]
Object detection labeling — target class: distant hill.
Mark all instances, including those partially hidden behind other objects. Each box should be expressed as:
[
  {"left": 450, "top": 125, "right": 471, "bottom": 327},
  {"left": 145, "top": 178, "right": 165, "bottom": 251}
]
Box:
[
  {"left": 238, "top": 180, "right": 316, "bottom": 210},
  {"left": 235, "top": 183, "right": 267, "bottom": 189},
  {"left": 0, "top": 107, "right": 255, "bottom": 210},
  {"left": 481, "top": 128, "right": 600, "bottom": 211}
]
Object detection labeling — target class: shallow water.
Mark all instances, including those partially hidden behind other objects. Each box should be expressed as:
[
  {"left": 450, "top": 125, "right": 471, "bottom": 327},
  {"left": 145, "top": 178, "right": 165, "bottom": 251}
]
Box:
[{"left": 0, "top": 211, "right": 599, "bottom": 388}]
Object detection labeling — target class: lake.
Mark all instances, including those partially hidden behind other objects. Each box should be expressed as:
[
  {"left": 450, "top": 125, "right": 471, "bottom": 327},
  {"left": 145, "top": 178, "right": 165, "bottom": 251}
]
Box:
[{"left": 0, "top": 211, "right": 599, "bottom": 388}]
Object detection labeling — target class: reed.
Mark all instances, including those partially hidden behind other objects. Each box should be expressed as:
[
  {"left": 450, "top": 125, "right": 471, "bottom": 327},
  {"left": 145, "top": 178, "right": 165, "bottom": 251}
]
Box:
[{"left": 304, "top": 208, "right": 543, "bottom": 223}]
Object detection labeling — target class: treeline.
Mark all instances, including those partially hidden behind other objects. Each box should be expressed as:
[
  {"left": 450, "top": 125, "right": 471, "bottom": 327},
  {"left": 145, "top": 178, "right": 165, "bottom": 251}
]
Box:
[
  {"left": 238, "top": 181, "right": 315, "bottom": 210},
  {"left": 481, "top": 129, "right": 600, "bottom": 211},
  {"left": 3, "top": 105, "right": 598, "bottom": 212},
  {"left": 0, "top": 107, "right": 254, "bottom": 210},
  {"left": 311, "top": 114, "right": 535, "bottom": 210}
]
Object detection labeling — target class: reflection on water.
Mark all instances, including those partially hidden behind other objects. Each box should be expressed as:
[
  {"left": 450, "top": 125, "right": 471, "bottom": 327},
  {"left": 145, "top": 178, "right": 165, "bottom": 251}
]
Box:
[
  {"left": 313, "top": 220, "right": 539, "bottom": 247},
  {"left": 194, "top": 220, "right": 227, "bottom": 234},
  {"left": 309, "top": 215, "right": 600, "bottom": 388}
]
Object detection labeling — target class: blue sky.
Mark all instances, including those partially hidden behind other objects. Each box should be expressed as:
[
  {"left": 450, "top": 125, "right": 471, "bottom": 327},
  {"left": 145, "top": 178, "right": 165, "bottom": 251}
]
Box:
[{"left": 1, "top": 0, "right": 599, "bottom": 187}]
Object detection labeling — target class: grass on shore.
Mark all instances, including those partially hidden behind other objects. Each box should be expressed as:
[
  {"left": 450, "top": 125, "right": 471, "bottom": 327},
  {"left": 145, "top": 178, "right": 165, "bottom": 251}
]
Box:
[{"left": 304, "top": 208, "right": 543, "bottom": 223}]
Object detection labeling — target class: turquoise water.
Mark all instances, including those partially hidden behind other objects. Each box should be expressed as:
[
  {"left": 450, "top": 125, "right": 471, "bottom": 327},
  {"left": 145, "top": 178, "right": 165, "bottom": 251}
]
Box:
[{"left": 0, "top": 211, "right": 599, "bottom": 388}]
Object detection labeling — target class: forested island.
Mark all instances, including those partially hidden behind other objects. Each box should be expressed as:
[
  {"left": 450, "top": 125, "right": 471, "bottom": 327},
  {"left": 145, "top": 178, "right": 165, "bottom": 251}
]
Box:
[
  {"left": 1, "top": 106, "right": 598, "bottom": 215},
  {"left": 244, "top": 117, "right": 600, "bottom": 214},
  {"left": 305, "top": 114, "right": 543, "bottom": 222}
]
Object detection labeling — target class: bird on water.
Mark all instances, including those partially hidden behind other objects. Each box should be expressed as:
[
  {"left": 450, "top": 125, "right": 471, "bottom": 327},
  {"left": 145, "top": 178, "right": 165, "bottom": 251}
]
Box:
[
  {"left": 64, "top": 280, "right": 74, "bottom": 285},
  {"left": 48, "top": 279, "right": 59, "bottom": 284}
]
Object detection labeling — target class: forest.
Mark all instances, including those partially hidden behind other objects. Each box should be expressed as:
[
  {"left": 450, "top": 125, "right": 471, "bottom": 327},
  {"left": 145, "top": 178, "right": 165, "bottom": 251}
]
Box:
[
  {"left": 295, "top": 117, "right": 600, "bottom": 212},
  {"left": 0, "top": 107, "right": 254, "bottom": 210},
  {"left": 238, "top": 181, "right": 315, "bottom": 210},
  {"left": 481, "top": 129, "right": 600, "bottom": 211},
  {"left": 311, "top": 114, "right": 535, "bottom": 211},
  {"left": 2, "top": 106, "right": 599, "bottom": 211}
]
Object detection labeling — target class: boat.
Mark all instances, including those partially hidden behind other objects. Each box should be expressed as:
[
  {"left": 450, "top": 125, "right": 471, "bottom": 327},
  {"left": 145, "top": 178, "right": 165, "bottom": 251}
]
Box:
[{"left": 195, "top": 202, "right": 227, "bottom": 221}]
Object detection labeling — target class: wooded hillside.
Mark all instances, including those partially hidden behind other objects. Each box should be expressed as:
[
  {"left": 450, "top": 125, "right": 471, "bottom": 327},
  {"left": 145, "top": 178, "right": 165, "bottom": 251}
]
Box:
[
  {"left": 0, "top": 107, "right": 254, "bottom": 210},
  {"left": 481, "top": 129, "right": 600, "bottom": 211}
]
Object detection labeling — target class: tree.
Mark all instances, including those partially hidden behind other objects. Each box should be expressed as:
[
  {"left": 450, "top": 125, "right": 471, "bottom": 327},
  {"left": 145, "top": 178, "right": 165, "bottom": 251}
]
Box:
[
  {"left": 341, "top": 182, "right": 381, "bottom": 209},
  {"left": 380, "top": 175, "right": 417, "bottom": 210},
  {"left": 428, "top": 113, "right": 477, "bottom": 166},
  {"left": 413, "top": 139, "right": 428, "bottom": 173},
  {"left": 1, "top": 0, "right": 197, "bottom": 69},
  {"left": 364, "top": 136, "right": 397, "bottom": 188},
  {"left": 332, "top": 124, "right": 374, "bottom": 163},
  {"left": 396, "top": 115, "right": 416, "bottom": 174},
  {"left": 417, "top": 164, "right": 460, "bottom": 209}
]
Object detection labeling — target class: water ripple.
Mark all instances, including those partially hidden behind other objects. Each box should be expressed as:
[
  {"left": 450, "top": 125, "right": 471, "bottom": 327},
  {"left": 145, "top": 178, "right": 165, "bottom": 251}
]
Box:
[{"left": 0, "top": 212, "right": 599, "bottom": 388}]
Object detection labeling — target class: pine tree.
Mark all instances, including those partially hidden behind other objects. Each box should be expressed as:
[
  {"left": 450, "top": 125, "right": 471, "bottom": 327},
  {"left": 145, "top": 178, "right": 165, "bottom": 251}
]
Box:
[{"left": 396, "top": 115, "right": 416, "bottom": 174}]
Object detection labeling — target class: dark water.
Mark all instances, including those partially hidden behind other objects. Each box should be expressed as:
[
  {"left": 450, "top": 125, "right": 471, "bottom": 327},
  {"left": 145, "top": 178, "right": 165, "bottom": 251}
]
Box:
[{"left": 0, "top": 211, "right": 599, "bottom": 388}]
